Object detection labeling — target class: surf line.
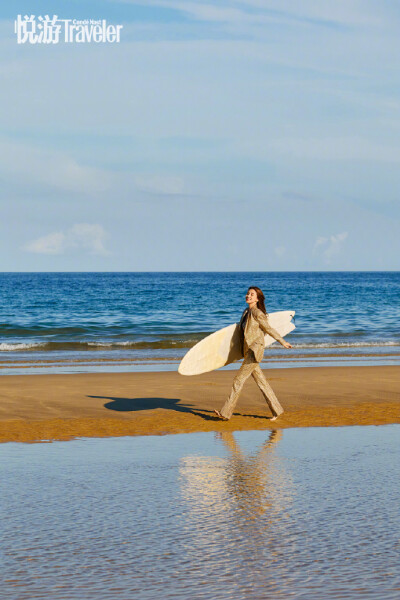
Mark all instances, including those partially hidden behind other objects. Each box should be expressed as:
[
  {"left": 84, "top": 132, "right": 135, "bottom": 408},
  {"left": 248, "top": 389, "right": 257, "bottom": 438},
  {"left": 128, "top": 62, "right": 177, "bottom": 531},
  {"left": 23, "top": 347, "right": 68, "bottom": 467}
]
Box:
[{"left": 64, "top": 20, "right": 123, "bottom": 43}]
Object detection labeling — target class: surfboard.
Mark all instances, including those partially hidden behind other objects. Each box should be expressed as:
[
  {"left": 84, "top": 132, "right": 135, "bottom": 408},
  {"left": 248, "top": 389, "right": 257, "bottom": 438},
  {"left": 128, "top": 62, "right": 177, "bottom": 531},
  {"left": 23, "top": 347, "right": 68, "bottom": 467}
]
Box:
[{"left": 178, "top": 310, "right": 295, "bottom": 376}]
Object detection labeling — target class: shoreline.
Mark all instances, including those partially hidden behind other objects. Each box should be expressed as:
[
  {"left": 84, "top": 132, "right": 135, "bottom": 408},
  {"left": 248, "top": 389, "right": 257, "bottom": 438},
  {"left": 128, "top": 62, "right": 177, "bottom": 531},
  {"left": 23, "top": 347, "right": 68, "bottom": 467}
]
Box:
[
  {"left": 0, "top": 352, "right": 399, "bottom": 377},
  {"left": 0, "top": 365, "right": 399, "bottom": 443}
]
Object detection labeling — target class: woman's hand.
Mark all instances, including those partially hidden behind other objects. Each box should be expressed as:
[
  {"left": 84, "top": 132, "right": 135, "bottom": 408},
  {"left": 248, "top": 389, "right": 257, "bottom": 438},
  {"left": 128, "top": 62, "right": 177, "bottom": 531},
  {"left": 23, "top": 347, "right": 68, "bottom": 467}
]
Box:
[{"left": 282, "top": 341, "right": 292, "bottom": 349}]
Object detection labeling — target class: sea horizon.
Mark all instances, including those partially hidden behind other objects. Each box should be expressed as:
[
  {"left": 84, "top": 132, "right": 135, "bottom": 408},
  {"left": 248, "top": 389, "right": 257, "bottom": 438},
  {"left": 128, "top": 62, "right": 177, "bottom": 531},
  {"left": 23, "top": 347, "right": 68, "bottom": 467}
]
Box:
[{"left": 1, "top": 269, "right": 399, "bottom": 273}]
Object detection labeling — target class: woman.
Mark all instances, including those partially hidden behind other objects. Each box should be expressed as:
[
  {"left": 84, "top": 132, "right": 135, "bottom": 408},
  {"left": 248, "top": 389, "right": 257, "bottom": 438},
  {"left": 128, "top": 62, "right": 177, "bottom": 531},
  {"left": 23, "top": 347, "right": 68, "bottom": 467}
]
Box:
[{"left": 214, "top": 286, "right": 292, "bottom": 421}]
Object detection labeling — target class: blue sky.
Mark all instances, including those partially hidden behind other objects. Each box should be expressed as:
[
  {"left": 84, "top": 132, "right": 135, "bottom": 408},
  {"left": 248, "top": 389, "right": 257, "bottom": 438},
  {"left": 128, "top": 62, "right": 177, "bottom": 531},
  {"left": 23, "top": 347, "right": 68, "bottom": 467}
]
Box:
[{"left": 1, "top": 1, "right": 399, "bottom": 271}]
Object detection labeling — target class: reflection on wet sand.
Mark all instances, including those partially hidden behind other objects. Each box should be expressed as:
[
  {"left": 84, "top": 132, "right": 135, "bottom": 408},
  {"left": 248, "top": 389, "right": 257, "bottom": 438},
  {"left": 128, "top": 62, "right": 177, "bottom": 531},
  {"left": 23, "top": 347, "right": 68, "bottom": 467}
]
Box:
[
  {"left": 2, "top": 426, "right": 399, "bottom": 599},
  {"left": 179, "top": 430, "right": 296, "bottom": 592},
  {"left": 217, "top": 430, "right": 284, "bottom": 519},
  {"left": 179, "top": 429, "right": 294, "bottom": 531},
  {"left": 180, "top": 430, "right": 292, "bottom": 514}
]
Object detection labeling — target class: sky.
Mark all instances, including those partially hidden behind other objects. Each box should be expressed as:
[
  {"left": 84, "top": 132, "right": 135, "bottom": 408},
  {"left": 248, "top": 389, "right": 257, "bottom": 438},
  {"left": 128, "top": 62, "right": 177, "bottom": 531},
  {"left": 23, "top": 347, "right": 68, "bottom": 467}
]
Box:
[{"left": 1, "top": 0, "right": 399, "bottom": 271}]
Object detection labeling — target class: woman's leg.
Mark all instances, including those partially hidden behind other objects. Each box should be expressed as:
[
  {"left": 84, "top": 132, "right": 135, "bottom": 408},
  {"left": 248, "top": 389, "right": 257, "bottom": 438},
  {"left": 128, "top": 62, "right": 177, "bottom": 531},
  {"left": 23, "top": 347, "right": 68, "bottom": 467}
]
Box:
[
  {"left": 218, "top": 351, "right": 258, "bottom": 420},
  {"left": 251, "top": 365, "right": 284, "bottom": 417}
]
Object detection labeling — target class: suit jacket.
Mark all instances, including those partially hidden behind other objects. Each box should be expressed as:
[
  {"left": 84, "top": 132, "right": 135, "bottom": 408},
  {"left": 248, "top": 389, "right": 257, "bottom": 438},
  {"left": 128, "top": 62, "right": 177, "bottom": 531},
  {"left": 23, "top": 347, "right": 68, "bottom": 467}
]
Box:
[{"left": 239, "top": 306, "right": 285, "bottom": 363}]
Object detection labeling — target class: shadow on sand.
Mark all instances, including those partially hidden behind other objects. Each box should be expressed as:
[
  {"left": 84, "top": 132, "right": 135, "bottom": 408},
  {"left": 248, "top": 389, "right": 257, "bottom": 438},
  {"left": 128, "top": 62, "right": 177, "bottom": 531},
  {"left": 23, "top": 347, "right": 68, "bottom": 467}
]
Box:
[
  {"left": 88, "top": 395, "right": 277, "bottom": 422},
  {"left": 87, "top": 395, "right": 218, "bottom": 421}
]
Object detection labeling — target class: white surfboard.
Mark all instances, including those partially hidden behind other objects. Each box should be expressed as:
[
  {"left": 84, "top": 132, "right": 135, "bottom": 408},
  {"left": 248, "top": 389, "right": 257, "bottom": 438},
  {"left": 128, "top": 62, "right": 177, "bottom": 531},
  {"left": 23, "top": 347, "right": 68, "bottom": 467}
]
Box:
[{"left": 178, "top": 310, "right": 295, "bottom": 376}]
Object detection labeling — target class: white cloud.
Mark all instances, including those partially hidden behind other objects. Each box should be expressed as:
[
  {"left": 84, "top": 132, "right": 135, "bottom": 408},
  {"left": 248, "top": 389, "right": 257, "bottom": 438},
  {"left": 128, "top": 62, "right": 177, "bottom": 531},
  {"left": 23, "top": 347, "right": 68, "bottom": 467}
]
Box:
[
  {"left": 314, "top": 231, "right": 348, "bottom": 262},
  {"left": 24, "top": 224, "right": 109, "bottom": 256},
  {"left": 68, "top": 224, "right": 109, "bottom": 255},
  {"left": 25, "top": 231, "right": 66, "bottom": 255}
]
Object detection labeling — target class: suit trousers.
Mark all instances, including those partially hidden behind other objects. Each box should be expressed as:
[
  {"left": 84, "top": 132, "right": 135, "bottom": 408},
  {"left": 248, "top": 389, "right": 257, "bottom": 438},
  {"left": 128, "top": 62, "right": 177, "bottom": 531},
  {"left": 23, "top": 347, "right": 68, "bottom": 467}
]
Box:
[{"left": 220, "top": 350, "right": 284, "bottom": 420}]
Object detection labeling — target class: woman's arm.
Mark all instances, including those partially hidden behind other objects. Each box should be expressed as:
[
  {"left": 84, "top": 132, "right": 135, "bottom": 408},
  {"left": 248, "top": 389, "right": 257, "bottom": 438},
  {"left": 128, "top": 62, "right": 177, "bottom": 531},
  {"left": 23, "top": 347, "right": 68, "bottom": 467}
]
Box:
[{"left": 253, "top": 309, "right": 292, "bottom": 348}]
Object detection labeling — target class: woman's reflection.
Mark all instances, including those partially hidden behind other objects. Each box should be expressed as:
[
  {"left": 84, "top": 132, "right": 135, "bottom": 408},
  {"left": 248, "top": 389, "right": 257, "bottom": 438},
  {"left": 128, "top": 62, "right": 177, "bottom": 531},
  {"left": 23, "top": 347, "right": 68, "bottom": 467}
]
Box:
[
  {"left": 179, "top": 430, "right": 295, "bottom": 591},
  {"left": 216, "top": 430, "right": 283, "bottom": 520},
  {"left": 179, "top": 429, "right": 292, "bottom": 522}
]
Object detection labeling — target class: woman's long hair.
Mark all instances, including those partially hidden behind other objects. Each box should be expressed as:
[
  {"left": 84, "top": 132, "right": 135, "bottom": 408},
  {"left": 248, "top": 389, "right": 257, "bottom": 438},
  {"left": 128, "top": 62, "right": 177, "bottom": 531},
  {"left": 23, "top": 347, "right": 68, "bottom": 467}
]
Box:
[{"left": 248, "top": 286, "right": 268, "bottom": 314}]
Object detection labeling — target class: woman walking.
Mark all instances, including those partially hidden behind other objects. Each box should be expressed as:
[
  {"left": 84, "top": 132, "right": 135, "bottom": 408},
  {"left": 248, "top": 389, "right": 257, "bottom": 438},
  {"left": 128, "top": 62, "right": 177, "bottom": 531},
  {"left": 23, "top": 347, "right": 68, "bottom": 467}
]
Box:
[{"left": 214, "top": 286, "right": 292, "bottom": 421}]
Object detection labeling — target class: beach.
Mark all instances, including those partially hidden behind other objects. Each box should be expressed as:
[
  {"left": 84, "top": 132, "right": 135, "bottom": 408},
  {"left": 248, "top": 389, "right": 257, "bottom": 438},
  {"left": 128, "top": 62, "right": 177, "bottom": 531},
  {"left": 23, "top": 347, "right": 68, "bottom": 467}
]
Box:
[{"left": 1, "top": 364, "right": 398, "bottom": 443}]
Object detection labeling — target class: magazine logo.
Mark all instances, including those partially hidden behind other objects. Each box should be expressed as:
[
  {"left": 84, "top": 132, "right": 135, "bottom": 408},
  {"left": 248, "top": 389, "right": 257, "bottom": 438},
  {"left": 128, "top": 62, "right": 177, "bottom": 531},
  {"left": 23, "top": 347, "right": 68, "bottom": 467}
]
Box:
[{"left": 14, "top": 15, "right": 123, "bottom": 44}]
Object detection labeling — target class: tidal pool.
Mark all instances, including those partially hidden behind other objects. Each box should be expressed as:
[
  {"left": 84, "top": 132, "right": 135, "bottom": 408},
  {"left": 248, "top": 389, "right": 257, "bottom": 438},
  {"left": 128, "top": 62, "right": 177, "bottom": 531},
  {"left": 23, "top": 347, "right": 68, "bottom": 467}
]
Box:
[{"left": 1, "top": 425, "right": 399, "bottom": 599}]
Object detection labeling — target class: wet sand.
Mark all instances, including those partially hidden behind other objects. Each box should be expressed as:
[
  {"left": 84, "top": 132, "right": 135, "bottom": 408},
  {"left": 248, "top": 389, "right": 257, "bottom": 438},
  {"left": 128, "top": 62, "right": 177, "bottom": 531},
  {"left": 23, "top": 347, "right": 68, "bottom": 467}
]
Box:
[{"left": 0, "top": 365, "right": 399, "bottom": 443}]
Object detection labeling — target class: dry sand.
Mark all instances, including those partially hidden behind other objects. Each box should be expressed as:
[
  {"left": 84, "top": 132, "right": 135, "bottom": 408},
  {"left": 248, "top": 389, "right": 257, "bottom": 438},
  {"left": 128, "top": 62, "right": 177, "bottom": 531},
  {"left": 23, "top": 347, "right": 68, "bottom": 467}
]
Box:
[{"left": 0, "top": 365, "right": 399, "bottom": 443}]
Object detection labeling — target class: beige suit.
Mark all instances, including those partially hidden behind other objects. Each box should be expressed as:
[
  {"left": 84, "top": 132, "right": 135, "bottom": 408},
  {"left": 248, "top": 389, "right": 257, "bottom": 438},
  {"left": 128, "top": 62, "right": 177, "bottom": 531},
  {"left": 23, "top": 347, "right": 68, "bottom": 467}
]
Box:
[
  {"left": 219, "top": 307, "right": 285, "bottom": 420},
  {"left": 240, "top": 306, "right": 285, "bottom": 362}
]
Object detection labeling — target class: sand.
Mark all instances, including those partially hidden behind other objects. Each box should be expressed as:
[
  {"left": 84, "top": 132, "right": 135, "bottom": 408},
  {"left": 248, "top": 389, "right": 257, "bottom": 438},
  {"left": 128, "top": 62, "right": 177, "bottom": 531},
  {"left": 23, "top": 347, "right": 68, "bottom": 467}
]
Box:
[{"left": 0, "top": 365, "right": 399, "bottom": 443}]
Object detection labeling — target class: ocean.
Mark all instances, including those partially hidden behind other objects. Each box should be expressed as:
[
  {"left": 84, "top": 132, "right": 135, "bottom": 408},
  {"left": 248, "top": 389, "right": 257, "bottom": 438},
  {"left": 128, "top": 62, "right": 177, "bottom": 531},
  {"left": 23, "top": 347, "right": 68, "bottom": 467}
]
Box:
[{"left": 0, "top": 271, "right": 399, "bottom": 374}]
